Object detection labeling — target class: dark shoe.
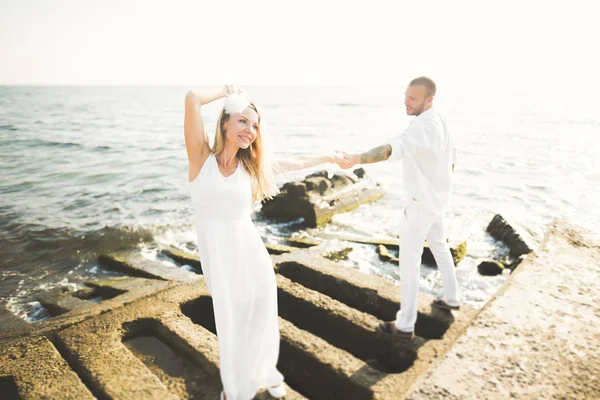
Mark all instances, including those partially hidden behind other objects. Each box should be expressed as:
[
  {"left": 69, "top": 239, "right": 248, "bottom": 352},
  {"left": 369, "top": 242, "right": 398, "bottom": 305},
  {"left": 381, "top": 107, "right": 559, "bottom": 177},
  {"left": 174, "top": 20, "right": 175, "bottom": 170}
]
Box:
[
  {"left": 432, "top": 299, "right": 460, "bottom": 311},
  {"left": 377, "top": 321, "right": 414, "bottom": 339}
]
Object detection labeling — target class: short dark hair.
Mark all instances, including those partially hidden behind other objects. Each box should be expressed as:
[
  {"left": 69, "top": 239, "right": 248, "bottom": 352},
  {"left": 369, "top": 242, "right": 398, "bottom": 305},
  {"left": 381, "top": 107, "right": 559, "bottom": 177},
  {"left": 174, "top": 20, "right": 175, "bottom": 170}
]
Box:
[{"left": 409, "top": 76, "right": 436, "bottom": 97}]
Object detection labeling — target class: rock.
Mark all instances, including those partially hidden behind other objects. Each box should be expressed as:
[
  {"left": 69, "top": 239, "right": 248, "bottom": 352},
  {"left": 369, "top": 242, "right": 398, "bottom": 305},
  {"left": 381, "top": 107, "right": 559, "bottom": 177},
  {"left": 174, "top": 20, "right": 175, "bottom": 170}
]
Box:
[
  {"left": 486, "top": 214, "right": 533, "bottom": 258},
  {"left": 304, "top": 177, "right": 332, "bottom": 195},
  {"left": 354, "top": 168, "right": 366, "bottom": 179},
  {"left": 450, "top": 241, "right": 467, "bottom": 265},
  {"left": 377, "top": 245, "right": 399, "bottom": 263},
  {"left": 281, "top": 182, "right": 308, "bottom": 197},
  {"left": 306, "top": 170, "right": 329, "bottom": 179},
  {"left": 421, "top": 248, "right": 436, "bottom": 266},
  {"left": 377, "top": 242, "right": 466, "bottom": 268},
  {"left": 323, "top": 247, "right": 353, "bottom": 262},
  {"left": 330, "top": 174, "right": 356, "bottom": 188},
  {"left": 262, "top": 170, "right": 384, "bottom": 227},
  {"left": 507, "top": 255, "right": 526, "bottom": 271},
  {"left": 284, "top": 236, "right": 322, "bottom": 248},
  {"left": 477, "top": 261, "right": 506, "bottom": 276}
]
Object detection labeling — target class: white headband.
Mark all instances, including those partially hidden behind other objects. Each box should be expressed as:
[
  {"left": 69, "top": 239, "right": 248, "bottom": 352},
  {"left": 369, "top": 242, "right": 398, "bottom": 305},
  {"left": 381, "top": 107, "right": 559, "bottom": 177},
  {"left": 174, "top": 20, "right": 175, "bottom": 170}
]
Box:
[{"left": 223, "top": 92, "right": 252, "bottom": 115}]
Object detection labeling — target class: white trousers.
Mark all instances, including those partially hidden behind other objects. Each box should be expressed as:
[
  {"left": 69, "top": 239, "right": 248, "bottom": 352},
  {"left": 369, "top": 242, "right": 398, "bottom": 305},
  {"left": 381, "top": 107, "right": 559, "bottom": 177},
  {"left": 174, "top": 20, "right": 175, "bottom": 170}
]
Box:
[{"left": 395, "top": 201, "right": 460, "bottom": 332}]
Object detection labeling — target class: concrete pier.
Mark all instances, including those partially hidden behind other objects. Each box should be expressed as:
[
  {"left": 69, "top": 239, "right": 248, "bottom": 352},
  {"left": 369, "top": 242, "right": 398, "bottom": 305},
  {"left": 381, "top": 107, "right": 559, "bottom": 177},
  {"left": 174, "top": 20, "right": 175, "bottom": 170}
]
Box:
[
  {"left": 1, "top": 219, "right": 597, "bottom": 399},
  {"left": 406, "top": 220, "right": 600, "bottom": 399}
]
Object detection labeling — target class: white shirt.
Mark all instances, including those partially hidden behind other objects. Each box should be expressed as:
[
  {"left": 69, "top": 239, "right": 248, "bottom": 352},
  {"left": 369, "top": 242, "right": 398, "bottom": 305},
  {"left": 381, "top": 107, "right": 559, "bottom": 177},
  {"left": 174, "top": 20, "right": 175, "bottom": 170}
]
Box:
[{"left": 386, "top": 107, "right": 457, "bottom": 214}]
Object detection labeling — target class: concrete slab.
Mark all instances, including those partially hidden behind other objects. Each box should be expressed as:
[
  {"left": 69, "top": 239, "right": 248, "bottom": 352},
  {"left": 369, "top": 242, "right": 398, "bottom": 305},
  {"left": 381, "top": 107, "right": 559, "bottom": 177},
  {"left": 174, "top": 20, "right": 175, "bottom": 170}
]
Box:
[
  {"left": 405, "top": 220, "right": 600, "bottom": 400},
  {"left": 0, "top": 336, "right": 95, "bottom": 399},
  {"left": 2, "top": 219, "right": 589, "bottom": 399},
  {"left": 0, "top": 306, "right": 29, "bottom": 333},
  {"left": 37, "top": 287, "right": 91, "bottom": 317},
  {"left": 99, "top": 251, "right": 201, "bottom": 283},
  {"left": 161, "top": 246, "right": 203, "bottom": 272}
]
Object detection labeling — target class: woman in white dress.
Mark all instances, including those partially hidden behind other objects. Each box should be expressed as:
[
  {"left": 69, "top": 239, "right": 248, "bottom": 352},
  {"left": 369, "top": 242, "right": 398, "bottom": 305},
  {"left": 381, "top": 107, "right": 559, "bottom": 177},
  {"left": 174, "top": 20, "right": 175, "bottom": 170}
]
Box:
[{"left": 184, "top": 85, "right": 348, "bottom": 400}]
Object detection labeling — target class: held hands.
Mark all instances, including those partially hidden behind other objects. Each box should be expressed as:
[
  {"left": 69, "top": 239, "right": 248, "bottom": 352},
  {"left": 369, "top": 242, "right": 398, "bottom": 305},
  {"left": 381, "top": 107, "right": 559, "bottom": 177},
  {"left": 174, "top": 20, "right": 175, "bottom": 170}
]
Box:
[
  {"left": 335, "top": 151, "right": 360, "bottom": 170},
  {"left": 330, "top": 151, "right": 352, "bottom": 169}
]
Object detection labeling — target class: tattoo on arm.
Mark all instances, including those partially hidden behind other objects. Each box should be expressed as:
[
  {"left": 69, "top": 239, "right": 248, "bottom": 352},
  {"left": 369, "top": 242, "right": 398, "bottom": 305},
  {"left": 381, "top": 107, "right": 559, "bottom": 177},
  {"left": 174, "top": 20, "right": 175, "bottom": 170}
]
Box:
[{"left": 359, "top": 145, "right": 392, "bottom": 164}]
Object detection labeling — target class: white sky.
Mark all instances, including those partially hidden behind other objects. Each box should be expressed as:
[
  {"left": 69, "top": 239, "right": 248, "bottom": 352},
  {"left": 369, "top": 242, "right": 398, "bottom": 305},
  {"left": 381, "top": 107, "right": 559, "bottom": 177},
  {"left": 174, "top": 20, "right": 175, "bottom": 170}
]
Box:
[{"left": 1, "top": 0, "right": 599, "bottom": 91}]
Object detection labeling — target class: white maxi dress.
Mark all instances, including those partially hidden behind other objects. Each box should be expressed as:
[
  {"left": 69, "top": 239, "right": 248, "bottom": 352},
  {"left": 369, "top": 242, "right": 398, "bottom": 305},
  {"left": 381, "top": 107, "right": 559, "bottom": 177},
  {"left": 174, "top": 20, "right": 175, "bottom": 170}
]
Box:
[{"left": 189, "top": 153, "right": 284, "bottom": 400}]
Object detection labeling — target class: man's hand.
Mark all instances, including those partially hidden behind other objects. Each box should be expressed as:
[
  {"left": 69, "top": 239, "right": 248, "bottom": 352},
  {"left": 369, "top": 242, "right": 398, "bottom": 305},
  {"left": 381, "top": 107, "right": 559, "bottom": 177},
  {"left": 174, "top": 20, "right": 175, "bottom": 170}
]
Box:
[
  {"left": 330, "top": 151, "right": 352, "bottom": 169},
  {"left": 337, "top": 151, "right": 360, "bottom": 169}
]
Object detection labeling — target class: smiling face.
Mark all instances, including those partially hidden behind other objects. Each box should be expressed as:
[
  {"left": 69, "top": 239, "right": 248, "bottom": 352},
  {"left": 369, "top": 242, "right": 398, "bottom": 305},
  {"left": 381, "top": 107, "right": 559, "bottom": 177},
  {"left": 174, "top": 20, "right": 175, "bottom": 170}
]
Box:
[{"left": 223, "top": 106, "right": 259, "bottom": 149}]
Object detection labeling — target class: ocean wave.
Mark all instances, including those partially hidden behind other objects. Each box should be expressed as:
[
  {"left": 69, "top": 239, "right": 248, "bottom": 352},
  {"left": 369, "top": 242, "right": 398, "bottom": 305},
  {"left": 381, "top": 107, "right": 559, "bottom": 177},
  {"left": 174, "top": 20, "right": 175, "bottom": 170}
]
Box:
[{"left": 0, "top": 211, "right": 156, "bottom": 270}]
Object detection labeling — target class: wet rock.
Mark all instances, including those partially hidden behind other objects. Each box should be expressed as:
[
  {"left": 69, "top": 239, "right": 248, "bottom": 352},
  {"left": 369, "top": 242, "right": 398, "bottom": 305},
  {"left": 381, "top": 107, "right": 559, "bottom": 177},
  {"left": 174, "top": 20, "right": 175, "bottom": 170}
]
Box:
[
  {"left": 323, "top": 247, "right": 353, "bottom": 262},
  {"left": 450, "top": 241, "right": 467, "bottom": 266},
  {"left": 261, "top": 170, "right": 384, "bottom": 227},
  {"left": 477, "top": 261, "right": 506, "bottom": 276},
  {"left": 377, "top": 242, "right": 467, "bottom": 267},
  {"left": 330, "top": 174, "right": 356, "bottom": 188},
  {"left": 284, "top": 236, "right": 322, "bottom": 248},
  {"left": 377, "top": 245, "right": 399, "bottom": 263},
  {"left": 281, "top": 182, "right": 308, "bottom": 197},
  {"left": 354, "top": 168, "right": 366, "bottom": 179},
  {"left": 486, "top": 214, "right": 533, "bottom": 258},
  {"left": 306, "top": 170, "right": 328, "bottom": 179},
  {"left": 506, "top": 255, "right": 526, "bottom": 271},
  {"left": 304, "top": 177, "right": 331, "bottom": 195}
]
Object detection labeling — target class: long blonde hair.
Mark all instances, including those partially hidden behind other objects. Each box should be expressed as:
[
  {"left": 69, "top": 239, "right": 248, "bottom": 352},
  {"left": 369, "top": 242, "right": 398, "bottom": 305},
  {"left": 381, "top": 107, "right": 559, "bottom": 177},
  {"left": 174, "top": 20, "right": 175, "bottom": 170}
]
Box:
[{"left": 213, "top": 101, "right": 279, "bottom": 202}]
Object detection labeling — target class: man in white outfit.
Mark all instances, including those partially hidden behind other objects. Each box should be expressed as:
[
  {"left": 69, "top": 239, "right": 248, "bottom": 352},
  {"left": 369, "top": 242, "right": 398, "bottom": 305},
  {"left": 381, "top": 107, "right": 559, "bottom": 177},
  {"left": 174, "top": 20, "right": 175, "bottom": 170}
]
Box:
[{"left": 342, "top": 76, "right": 460, "bottom": 338}]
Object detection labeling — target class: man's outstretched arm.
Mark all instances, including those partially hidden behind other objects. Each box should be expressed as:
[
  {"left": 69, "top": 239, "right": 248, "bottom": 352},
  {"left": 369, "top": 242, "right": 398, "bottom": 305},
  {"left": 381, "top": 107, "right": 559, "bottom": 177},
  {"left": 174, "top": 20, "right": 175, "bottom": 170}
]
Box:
[{"left": 340, "top": 145, "right": 392, "bottom": 169}]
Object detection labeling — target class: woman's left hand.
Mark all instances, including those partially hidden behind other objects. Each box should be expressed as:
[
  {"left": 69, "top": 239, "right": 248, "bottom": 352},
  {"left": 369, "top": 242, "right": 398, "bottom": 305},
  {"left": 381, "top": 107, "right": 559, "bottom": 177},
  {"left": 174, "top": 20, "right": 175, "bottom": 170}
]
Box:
[{"left": 330, "top": 151, "right": 352, "bottom": 169}]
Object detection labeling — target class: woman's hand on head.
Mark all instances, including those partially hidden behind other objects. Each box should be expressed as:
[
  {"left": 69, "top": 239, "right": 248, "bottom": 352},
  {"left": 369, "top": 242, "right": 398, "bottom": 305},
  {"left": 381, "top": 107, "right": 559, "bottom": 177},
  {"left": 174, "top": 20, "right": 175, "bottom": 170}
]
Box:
[{"left": 224, "top": 84, "right": 243, "bottom": 96}]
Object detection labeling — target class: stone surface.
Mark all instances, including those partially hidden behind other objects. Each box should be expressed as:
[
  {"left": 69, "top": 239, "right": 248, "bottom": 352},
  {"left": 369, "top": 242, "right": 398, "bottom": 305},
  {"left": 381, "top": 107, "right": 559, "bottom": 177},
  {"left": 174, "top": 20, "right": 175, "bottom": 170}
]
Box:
[
  {"left": 100, "top": 251, "right": 201, "bottom": 283},
  {"left": 37, "top": 287, "right": 91, "bottom": 317},
  {"left": 406, "top": 220, "right": 600, "bottom": 400},
  {"left": 0, "top": 237, "right": 476, "bottom": 399},
  {"left": 322, "top": 247, "right": 353, "bottom": 261},
  {"left": 2, "top": 219, "right": 593, "bottom": 399},
  {"left": 263, "top": 242, "right": 301, "bottom": 255},
  {"left": 477, "top": 260, "right": 506, "bottom": 276},
  {"left": 0, "top": 306, "right": 29, "bottom": 333},
  {"left": 161, "top": 246, "right": 202, "bottom": 273},
  {"left": 0, "top": 336, "right": 96, "bottom": 399},
  {"left": 375, "top": 242, "right": 467, "bottom": 267},
  {"left": 261, "top": 170, "right": 384, "bottom": 227},
  {"left": 486, "top": 214, "right": 534, "bottom": 258}
]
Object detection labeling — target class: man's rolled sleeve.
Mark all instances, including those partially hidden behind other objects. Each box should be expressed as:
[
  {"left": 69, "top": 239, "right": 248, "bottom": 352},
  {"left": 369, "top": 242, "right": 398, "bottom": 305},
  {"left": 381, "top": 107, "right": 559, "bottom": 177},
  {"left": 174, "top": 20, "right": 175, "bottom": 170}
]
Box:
[{"left": 386, "top": 132, "right": 416, "bottom": 162}]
